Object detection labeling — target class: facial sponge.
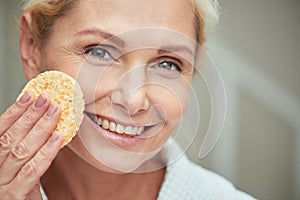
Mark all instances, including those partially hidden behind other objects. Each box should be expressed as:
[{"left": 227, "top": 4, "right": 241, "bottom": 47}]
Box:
[{"left": 18, "top": 70, "right": 84, "bottom": 147}]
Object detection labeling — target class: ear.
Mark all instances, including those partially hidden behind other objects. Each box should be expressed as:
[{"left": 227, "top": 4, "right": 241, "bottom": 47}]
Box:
[{"left": 20, "top": 12, "right": 42, "bottom": 80}]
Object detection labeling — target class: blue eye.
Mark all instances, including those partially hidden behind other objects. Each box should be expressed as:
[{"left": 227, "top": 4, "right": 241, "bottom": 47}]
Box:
[
  {"left": 88, "top": 46, "right": 112, "bottom": 59},
  {"left": 158, "top": 61, "right": 181, "bottom": 72}
]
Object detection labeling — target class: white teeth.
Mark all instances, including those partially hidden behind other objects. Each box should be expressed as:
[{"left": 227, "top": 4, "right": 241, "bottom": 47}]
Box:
[
  {"left": 102, "top": 119, "right": 109, "bottom": 129},
  {"left": 125, "top": 126, "right": 134, "bottom": 135},
  {"left": 138, "top": 127, "right": 144, "bottom": 135},
  {"left": 116, "top": 124, "right": 125, "bottom": 134},
  {"left": 97, "top": 117, "right": 102, "bottom": 126},
  {"left": 94, "top": 116, "right": 144, "bottom": 136},
  {"left": 133, "top": 127, "right": 138, "bottom": 135},
  {"left": 109, "top": 122, "right": 116, "bottom": 132}
]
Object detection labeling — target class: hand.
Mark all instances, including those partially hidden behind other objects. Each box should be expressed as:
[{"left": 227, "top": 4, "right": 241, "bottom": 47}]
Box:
[{"left": 0, "top": 92, "right": 63, "bottom": 200}]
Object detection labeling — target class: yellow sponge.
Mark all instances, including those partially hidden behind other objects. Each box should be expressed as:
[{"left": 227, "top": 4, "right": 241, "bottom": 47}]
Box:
[{"left": 18, "top": 70, "right": 84, "bottom": 147}]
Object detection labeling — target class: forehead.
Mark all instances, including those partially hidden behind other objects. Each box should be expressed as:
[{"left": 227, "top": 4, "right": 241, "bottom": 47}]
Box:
[{"left": 60, "top": 0, "right": 196, "bottom": 39}]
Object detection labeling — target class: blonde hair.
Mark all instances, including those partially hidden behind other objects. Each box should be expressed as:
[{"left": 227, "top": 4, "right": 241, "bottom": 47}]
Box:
[
  {"left": 193, "top": 0, "right": 220, "bottom": 43},
  {"left": 22, "top": 0, "right": 220, "bottom": 46},
  {"left": 22, "top": 0, "right": 77, "bottom": 47}
]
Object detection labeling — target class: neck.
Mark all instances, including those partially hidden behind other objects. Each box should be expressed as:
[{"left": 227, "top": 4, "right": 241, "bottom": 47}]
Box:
[{"left": 41, "top": 147, "right": 166, "bottom": 200}]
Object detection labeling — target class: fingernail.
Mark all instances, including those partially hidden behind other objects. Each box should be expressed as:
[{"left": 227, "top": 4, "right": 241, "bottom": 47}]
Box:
[
  {"left": 18, "top": 92, "right": 32, "bottom": 104},
  {"left": 50, "top": 132, "right": 61, "bottom": 143},
  {"left": 46, "top": 104, "right": 59, "bottom": 117},
  {"left": 34, "top": 94, "right": 47, "bottom": 108}
]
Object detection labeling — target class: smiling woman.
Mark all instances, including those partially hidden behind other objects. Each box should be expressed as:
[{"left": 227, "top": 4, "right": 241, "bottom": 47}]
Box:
[{"left": 0, "top": 0, "right": 256, "bottom": 199}]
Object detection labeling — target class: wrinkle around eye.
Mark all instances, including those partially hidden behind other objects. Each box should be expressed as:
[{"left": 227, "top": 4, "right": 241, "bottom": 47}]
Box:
[
  {"left": 88, "top": 47, "right": 112, "bottom": 59},
  {"left": 158, "top": 61, "right": 182, "bottom": 72},
  {"left": 146, "top": 62, "right": 181, "bottom": 79},
  {"left": 83, "top": 45, "right": 121, "bottom": 66}
]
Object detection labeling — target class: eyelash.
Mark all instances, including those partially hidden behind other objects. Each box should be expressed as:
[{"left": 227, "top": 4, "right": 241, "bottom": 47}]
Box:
[
  {"left": 84, "top": 45, "right": 114, "bottom": 60},
  {"left": 156, "top": 59, "right": 182, "bottom": 72}
]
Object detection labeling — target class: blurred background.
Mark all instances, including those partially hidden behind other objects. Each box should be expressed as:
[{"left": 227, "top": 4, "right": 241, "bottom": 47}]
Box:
[{"left": 0, "top": 0, "right": 299, "bottom": 199}]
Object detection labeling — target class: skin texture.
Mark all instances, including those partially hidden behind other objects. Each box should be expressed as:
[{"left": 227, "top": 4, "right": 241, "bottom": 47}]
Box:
[
  {"left": 30, "top": 0, "right": 195, "bottom": 172},
  {"left": 0, "top": 0, "right": 197, "bottom": 199}
]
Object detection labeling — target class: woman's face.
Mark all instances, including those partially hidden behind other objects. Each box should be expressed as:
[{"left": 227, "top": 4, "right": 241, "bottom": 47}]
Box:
[{"left": 33, "top": 0, "right": 197, "bottom": 172}]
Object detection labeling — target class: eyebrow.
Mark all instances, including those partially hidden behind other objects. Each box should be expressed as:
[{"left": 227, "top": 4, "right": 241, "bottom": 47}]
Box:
[
  {"left": 75, "top": 28, "right": 195, "bottom": 57},
  {"left": 158, "top": 45, "right": 195, "bottom": 58},
  {"left": 75, "top": 28, "right": 126, "bottom": 47}
]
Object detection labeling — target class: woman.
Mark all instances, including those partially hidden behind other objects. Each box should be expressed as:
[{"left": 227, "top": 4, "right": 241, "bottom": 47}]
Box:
[{"left": 0, "top": 0, "right": 255, "bottom": 199}]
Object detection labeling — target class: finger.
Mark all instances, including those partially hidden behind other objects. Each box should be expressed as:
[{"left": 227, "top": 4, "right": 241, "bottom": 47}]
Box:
[
  {"left": 6, "top": 132, "right": 63, "bottom": 200},
  {"left": 0, "top": 92, "right": 34, "bottom": 136},
  {"left": 26, "top": 183, "right": 43, "bottom": 200},
  {"left": 0, "top": 94, "right": 50, "bottom": 166},
  {"left": 0, "top": 104, "right": 61, "bottom": 185}
]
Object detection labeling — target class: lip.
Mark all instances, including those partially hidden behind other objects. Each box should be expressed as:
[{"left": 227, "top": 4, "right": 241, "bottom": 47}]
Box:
[{"left": 84, "top": 113, "right": 146, "bottom": 147}]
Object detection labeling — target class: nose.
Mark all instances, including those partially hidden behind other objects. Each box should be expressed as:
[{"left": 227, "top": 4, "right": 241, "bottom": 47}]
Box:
[{"left": 112, "top": 65, "right": 150, "bottom": 115}]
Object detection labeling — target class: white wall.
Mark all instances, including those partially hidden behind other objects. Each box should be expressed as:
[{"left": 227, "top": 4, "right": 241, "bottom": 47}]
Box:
[
  {"left": 195, "top": 0, "right": 300, "bottom": 199},
  {"left": 217, "top": 0, "right": 300, "bottom": 101},
  {"left": 0, "top": 1, "right": 26, "bottom": 114},
  {"left": 0, "top": 1, "right": 5, "bottom": 112}
]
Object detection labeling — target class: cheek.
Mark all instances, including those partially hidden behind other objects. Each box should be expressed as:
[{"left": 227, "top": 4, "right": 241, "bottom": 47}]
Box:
[
  {"left": 40, "top": 48, "right": 84, "bottom": 80},
  {"left": 149, "top": 83, "right": 190, "bottom": 125},
  {"left": 66, "top": 63, "right": 120, "bottom": 104}
]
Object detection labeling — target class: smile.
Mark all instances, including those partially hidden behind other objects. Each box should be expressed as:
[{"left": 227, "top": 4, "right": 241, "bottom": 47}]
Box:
[{"left": 85, "top": 112, "right": 146, "bottom": 137}]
